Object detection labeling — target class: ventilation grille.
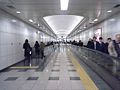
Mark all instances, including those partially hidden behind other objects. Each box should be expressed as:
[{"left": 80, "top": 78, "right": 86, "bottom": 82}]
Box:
[
  {"left": 113, "top": 4, "right": 120, "bottom": 8},
  {"left": 7, "top": 5, "right": 16, "bottom": 9}
]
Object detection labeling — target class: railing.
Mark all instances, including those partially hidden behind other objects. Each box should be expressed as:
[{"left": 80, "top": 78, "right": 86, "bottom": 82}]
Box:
[
  {"left": 70, "top": 45, "right": 120, "bottom": 90},
  {"left": 22, "top": 45, "right": 57, "bottom": 67},
  {"left": 31, "top": 44, "right": 56, "bottom": 58},
  {"left": 70, "top": 45, "right": 120, "bottom": 76}
]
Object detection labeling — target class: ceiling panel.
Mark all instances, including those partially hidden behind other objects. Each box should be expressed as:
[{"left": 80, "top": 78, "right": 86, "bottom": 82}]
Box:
[
  {"left": 43, "top": 15, "right": 84, "bottom": 36},
  {"left": 0, "top": 0, "right": 120, "bottom": 37}
]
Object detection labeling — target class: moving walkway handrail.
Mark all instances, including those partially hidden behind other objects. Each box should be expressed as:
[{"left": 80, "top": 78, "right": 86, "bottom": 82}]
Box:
[
  {"left": 31, "top": 45, "right": 56, "bottom": 58},
  {"left": 70, "top": 45, "right": 120, "bottom": 90},
  {"left": 70, "top": 45, "right": 120, "bottom": 76}
]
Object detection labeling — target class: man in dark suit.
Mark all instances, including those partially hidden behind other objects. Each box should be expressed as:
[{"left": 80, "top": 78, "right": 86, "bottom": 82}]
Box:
[
  {"left": 87, "top": 38, "right": 94, "bottom": 49},
  {"left": 87, "top": 37, "right": 100, "bottom": 50},
  {"left": 98, "top": 37, "right": 106, "bottom": 53},
  {"left": 93, "top": 37, "right": 100, "bottom": 50}
]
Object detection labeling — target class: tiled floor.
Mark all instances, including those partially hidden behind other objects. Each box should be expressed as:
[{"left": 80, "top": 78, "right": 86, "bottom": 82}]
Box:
[{"left": 0, "top": 46, "right": 85, "bottom": 90}]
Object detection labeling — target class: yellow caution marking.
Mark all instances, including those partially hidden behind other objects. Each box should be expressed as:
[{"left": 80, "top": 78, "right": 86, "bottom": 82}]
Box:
[
  {"left": 10, "top": 66, "right": 39, "bottom": 69},
  {"left": 68, "top": 50, "right": 99, "bottom": 90}
]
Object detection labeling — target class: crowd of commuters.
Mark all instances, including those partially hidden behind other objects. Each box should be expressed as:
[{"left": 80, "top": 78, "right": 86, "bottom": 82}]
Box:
[
  {"left": 70, "top": 34, "right": 120, "bottom": 58},
  {"left": 23, "top": 39, "right": 55, "bottom": 66},
  {"left": 22, "top": 33, "right": 120, "bottom": 65},
  {"left": 68, "top": 40, "right": 84, "bottom": 47},
  {"left": 86, "top": 37, "right": 107, "bottom": 53}
]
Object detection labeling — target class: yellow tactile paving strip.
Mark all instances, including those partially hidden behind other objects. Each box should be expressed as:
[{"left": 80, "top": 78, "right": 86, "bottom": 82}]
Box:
[
  {"left": 68, "top": 50, "right": 99, "bottom": 90},
  {"left": 10, "top": 66, "right": 39, "bottom": 69}
]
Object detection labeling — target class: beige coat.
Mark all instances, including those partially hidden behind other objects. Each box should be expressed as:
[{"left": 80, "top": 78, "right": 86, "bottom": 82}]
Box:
[{"left": 108, "top": 41, "right": 117, "bottom": 57}]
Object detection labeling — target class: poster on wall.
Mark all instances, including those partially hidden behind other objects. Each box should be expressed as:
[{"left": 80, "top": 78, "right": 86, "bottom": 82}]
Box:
[{"left": 94, "top": 28, "right": 102, "bottom": 41}]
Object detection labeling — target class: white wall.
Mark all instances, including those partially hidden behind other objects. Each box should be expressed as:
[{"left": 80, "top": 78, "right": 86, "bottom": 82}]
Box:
[
  {"left": 0, "top": 9, "right": 41, "bottom": 70},
  {"left": 78, "top": 12, "right": 120, "bottom": 45}
]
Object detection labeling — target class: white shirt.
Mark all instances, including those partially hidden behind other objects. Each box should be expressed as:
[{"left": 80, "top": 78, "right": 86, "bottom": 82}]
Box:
[{"left": 94, "top": 41, "right": 96, "bottom": 49}]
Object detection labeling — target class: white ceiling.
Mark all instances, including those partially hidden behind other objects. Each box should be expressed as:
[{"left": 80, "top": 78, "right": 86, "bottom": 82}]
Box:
[
  {"left": 43, "top": 15, "right": 84, "bottom": 37},
  {"left": 0, "top": 0, "right": 120, "bottom": 37}
]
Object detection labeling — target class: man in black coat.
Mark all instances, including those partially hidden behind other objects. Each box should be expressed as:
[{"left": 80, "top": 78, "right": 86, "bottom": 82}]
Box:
[
  {"left": 87, "top": 38, "right": 94, "bottom": 49},
  {"left": 34, "top": 41, "right": 40, "bottom": 56},
  {"left": 23, "top": 39, "right": 32, "bottom": 66}
]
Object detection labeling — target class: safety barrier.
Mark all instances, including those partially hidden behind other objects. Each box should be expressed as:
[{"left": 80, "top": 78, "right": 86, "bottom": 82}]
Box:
[
  {"left": 31, "top": 44, "right": 56, "bottom": 58},
  {"left": 21, "top": 45, "right": 57, "bottom": 67}
]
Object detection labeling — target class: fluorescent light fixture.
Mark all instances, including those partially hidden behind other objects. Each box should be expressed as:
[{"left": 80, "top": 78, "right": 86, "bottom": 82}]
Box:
[
  {"left": 29, "top": 19, "right": 33, "bottom": 23},
  {"left": 107, "top": 10, "right": 112, "bottom": 13},
  {"left": 60, "top": 0, "right": 69, "bottom": 10},
  {"left": 94, "top": 19, "right": 98, "bottom": 22},
  {"left": 16, "top": 11, "right": 21, "bottom": 14}
]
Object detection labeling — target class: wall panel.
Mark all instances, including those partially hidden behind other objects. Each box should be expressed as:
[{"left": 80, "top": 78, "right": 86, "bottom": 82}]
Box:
[
  {"left": 0, "top": 9, "right": 41, "bottom": 70},
  {"left": 77, "top": 12, "right": 120, "bottom": 45}
]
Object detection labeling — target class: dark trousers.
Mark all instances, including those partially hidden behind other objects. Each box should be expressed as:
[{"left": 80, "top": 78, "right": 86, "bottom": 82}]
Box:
[
  {"left": 41, "top": 50, "right": 45, "bottom": 59},
  {"left": 24, "top": 56, "right": 30, "bottom": 66}
]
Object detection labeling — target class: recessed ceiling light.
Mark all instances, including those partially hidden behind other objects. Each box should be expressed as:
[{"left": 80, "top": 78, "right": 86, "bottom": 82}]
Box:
[
  {"left": 90, "top": 21, "right": 94, "bottom": 24},
  {"left": 60, "top": 0, "right": 69, "bottom": 10},
  {"left": 37, "top": 31, "right": 40, "bottom": 34},
  {"left": 29, "top": 19, "right": 33, "bottom": 23},
  {"left": 94, "top": 19, "right": 98, "bottom": 22},
  {"left": 11, "top": 19, "right": 17, "bottom": 22},
  {"left": 84, "top": 26, "right": 87, "bottom": 28},
  {"left": 38, "top": 24, "right": 40, "bottom": 26},
  {"left": 109, "top": 19, "right": 115, "bottom": 22},
  {"left": 107, "top": 10, "right": 112, "bottom": 13},
  {"left": 40, "top": 26, "right": 42, "bottom": 29},
  {"left": 16, "top": 11, "right": 21, "bottom": 14},
  {"left": 45, "top": 69, "right": 49, "bottom": 72}
]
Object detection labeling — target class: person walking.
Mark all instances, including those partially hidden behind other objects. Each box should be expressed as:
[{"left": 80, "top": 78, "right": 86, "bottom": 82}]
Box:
[
  {"left": 23, "top": 39, "right": 32, "bottom": 66},
  {"left": 107, "top": 38, "right": 117, "bottom": 57},
  {"left": 40, "top": 42, "right": 45, "bottom": 59},
  {"left": 113, "top": 34, "right": 120, "bottom": 57},
  {"left": 34, "top": 41, "right": 40, "bottom": 57},
  {"left": 98, "top": 37, "right": 106, "bottom": 53}
]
